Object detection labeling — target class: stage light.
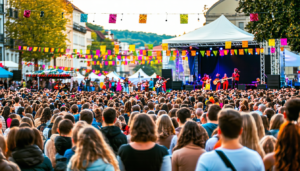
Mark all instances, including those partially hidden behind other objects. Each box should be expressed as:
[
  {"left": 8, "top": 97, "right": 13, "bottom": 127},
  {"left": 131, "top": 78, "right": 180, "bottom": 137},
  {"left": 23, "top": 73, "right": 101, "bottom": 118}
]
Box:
[
  {"left": 255, "top": 52, "right": 258, "bottom": 55},
  {"left": 189, "top": 46, "right": 192, "bottom": 50},
  {"left": 210, "top": 48, "right": 212, "bottom": 50},
  {"left": 196, "top": 52, "right": 199, "bottom": 55},
  {"left": 220, "top": 47, "right": 223, "bottom": 50}
]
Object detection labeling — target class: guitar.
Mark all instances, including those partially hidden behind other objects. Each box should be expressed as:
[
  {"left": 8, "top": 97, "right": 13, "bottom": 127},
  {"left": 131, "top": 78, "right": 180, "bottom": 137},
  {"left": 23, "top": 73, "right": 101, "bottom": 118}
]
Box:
[
  {"left": 155, "top": 78, "right": 170, "bottom": 88},
  {"left": 213, "top": 77, "right": 233, "bottom": 85}
]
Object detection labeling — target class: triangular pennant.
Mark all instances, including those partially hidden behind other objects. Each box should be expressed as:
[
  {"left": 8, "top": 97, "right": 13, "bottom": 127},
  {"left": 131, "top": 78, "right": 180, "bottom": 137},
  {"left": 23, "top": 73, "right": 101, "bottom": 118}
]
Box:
[
  {"left": 244, "top": 49, "right": 248, "bottom": 54},
  {"left": 234, "top": 49, "right": 237, "bottom": 55},
  {"left": 213, "top": 50, "right": 218, "bottom": 56},
  {"left": 200, "top": 51, "right": 205, "bottom": 57}
]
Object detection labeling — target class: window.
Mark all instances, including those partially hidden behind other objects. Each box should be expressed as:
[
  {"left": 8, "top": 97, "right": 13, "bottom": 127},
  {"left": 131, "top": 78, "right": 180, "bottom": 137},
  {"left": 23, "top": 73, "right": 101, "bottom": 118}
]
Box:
[
  {"left": 14, "top": 10, "right": 18, "bottom": 19},
  {"left": 238, "top": 22, "right": 244, "bottom": 30},
  {"left": 15, "top": 54, "right": 17, "bottom": 63},
  {"left": 11, "top": 54, "right": 13, "bottom": 61},
  {"left": 6, "top": 53, "right": 8, "bottom": 61}
]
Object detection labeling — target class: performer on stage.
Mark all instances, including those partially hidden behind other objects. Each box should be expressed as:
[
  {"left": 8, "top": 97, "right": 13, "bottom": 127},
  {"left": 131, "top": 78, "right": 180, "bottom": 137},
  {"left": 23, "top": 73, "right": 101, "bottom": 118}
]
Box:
[
  {"left": 232, "top": 68, "right": 240, "bottom": 89},
  {"left": 111, "top": 77, "right": 116, "bottom": 92},
  {"left": 116, "top": 79, "right": 122, "bottom": 92},
  {"left": 201, "top": 74, "right": 208, "bottom": 89},
  {"left": 137, "top": 82, "right": 142, "bottom": 92},
  {"left": 144, "top": 80, "right": 149, "bottom": 92},
  {"left": 215, "top": 73, "right": 221, "bottom": 91},
  {"left": 149, "top": 78, "right": 154, "bottom": 91},
  {"left": 162, "top": 78, "right": 168, "bottom": 92},
  {"left": 205, "top": 76, "right": 211, "bottom": 90},
  {"left": 222, "top": 73, "right": 229, "bottom": 90},
  {"left": 155, "top": 77, "right": 164, "bottom": 94},
  {"left": 104, "top": 77, "right": 110, "bottom": 91}
]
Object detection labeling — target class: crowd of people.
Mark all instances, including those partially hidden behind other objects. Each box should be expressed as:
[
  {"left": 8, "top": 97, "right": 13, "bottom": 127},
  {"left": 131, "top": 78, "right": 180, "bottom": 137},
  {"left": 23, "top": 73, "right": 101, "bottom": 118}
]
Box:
[{"left": 0, "top": 87, "right": 299, "bottom": 171}]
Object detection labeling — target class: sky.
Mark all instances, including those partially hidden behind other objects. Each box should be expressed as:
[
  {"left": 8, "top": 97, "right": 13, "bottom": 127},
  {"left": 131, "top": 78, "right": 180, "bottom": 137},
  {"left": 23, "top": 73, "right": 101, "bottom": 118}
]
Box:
[{"left": 72, "top": 0, "right": 219, "bottom": 36}]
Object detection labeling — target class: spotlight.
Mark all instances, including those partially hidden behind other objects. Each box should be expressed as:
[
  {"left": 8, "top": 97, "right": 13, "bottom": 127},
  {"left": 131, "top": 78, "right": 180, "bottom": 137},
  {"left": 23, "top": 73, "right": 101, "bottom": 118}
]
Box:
[
  {"left": 255, "top": 52, "right": 258, "bottom": 55},
  {"left": 210, "top": 48, "right": 212, "bottom": 50},
  {"left": 196, "top": 52, "right": 199, "bottom": 55},
  {"left": 220, "top": 47, "right": 223, "bottom": 50},
  {"left": 189, "top": 46, "right": 192, "bottom": 50}
]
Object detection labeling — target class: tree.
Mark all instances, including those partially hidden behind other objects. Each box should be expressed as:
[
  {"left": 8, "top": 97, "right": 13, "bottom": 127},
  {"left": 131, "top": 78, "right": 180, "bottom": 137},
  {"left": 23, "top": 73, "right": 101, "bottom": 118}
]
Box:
[
  {"left": 5, "top": 0, "right": 73, "bottom": 71},
  {"left": 236, "top": 0, "right": 300, "bottom": 51}
]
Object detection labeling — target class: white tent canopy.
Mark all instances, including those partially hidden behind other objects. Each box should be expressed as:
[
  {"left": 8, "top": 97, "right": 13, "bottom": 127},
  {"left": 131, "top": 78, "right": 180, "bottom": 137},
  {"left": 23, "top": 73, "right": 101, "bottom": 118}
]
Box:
[
  {"left": 128, "top": 69, "right": 151, "bottom": 78},
  {"left": 73, "top": 72, "right": 85, "bottom": 82},
  {"left": 106, "top": 72, "right": 122, "bottom": 80},
  {"left": 281, "top": 50, "right": 300, "bottom": 67},
  {"left": 150, "top": 73, "right": 157, "bottom": 78},
  {"left": 89, "top": 72, "right": 102, "bottom": 81},
  {"left": 163, "top": 15, "right": 254, "bottom": 44}
]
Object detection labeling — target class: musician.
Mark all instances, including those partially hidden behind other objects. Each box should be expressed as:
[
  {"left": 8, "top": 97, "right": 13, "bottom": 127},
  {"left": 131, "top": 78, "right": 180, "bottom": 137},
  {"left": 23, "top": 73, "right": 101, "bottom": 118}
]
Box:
[
  {"left": 201, "top": 74, "right": 208, "bottom": 89},
  {"left": 215, "top": 73, "right": 221, "bottom": 91},
  {"left": 162, "top": 77, "right": 168, "bottom": 92},
  {"left": 137, "top": 82, "right": 142, "bottom": 92},
  {"left": 104, "top": 77, "right": 110, "bottom": 91},
  {"left": 223, "top": 73, "right": 229, "bottom": 90},
  {"left": 205, "top": 76, "right": 211, "bottom": 90},
  {"left": 155, "top": 77, "right": 164, "bottom": 94},
  {"left": 149, "top": 78, "right": 154, "bottom": 90},
  {"left": 144, "top": 80, "right": 149, "bottom": 92},
  {"left": 111, "top": 77, "right": 116, "bottom": 92},
  {"left": 232, "top": 68, "right": 240, "bottom": 89}
]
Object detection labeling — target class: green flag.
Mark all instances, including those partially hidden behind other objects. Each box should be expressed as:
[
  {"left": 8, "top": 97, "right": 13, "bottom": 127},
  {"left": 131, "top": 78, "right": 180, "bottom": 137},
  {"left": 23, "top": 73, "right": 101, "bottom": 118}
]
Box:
[
  {"left": 200, "top": 51, "right": 205, "bottom": 57},
  {"left": 213, "top": 50, "right": 218, "bottom": 56}
]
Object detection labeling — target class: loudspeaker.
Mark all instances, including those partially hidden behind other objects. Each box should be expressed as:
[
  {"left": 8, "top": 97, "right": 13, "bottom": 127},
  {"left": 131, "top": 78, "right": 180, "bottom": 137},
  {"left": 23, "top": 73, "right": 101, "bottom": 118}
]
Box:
[
  {"left": 172, "top": 81, "right": 183, "bottom": 90},
  {"left": 185, "top": 85, "right": 194, "bottom": 91},
  {"left": 267, "top": 75, "right": 280, "bottom": 89},
  {"left": 12, "top": 70, "right": 22, "bottom": 81},
  {"left": 238, "top": 84, "right": 246, "bottom": 90},
  {"left": 162, "top": 69, "right": 172, "bottom": 89},
  {"left": 257, "top": 84, "right": 268, "bottom": 90}
]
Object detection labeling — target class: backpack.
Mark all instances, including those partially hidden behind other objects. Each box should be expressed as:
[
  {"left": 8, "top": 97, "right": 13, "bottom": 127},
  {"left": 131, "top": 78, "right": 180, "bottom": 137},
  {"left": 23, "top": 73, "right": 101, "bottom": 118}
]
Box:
[{"left": 54, "top": 153, "right": 67, "bottom": 171}]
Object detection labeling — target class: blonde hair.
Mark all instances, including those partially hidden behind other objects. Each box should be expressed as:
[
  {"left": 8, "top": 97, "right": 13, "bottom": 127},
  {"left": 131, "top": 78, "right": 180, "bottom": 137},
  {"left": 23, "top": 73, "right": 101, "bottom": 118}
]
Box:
[
  {"left": 21, "top": 117, "right": 34, "bottom": 128},
  {"left": 70, "top": 126, "right": 119, "bottom": 171},
  {"left": 156, "top": 114, "right": 175, "bottom": 139},
  {"left": 240, "top": 113, "right": 265, "bottom": 158},
  {"left": 250, "top": 112, "right": 265, "bottom": 140},
  {"left": 260, "top": 135, "right": 276, "bottom": 155}
]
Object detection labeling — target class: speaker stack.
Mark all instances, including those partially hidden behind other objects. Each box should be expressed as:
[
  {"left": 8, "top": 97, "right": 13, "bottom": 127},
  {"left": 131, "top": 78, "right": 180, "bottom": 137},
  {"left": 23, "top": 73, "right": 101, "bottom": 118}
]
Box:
[
  {"left": 185, "top": 85, "right": 194, "bottom": 91},
  {"left": 257, "top": 84, "right": 268, "bottom": 90},
  {"left": 267, "top": 75, "right": 280, "bottom": 89},
  {"left": 172, "top": 81, "right": 183, "bottom": 90},
  {"left": 12, "top": 70, "right": 22, "bottom": 81},
  {"left": 161, "top": 69, "right": 173, "bottom": 89}
]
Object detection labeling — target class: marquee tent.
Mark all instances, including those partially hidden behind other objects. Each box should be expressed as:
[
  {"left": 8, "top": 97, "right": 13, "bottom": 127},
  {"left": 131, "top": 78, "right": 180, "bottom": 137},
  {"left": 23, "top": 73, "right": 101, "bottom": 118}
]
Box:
[
  {"left": 163, "top": 15, "right": 254, "bottom": 44},
  {"left": 106, "top": 72, "right": 122, "bottom": 80},
  {"left": 150, "top": 73, "right": 157, "bottom": 78},
  {"left": 74, "top": 72, "right": 85, "bottom": 82},
  {"left": 128, "top": 69, "right": 151, "bottom": 78},
  {"left": 89, "top": 72, "right": 102, "bottom": 81},
  {"left": 281, "top": 50, "right": 300, "bottom": 67}
]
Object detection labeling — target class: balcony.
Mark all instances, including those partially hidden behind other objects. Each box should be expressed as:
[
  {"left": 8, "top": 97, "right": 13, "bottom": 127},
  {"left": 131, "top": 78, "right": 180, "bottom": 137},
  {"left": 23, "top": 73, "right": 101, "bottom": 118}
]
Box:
[
  {"left": 0, "top": 4, "right": 3, "bottom": 14},
  {"left": 73, "top": 23, "right": 87, "bottom": 34},
  {"left": 0, "top": 34, "right": 4, "bottom": 43}
]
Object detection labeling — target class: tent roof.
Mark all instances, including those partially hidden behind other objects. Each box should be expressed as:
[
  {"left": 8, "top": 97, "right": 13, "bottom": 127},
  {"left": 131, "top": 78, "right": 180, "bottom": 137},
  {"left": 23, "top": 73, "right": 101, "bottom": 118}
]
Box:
[
  {"left": 150, "top": 73, "right": 157, "bottom": 78},
  {"left": 0, "top": 67, "right": 13, "bottom": 78},
  {"left": 106, "top": 72, "right": 121, "bottom": 79},
  {"left": 89, "top": 72, "right": 101, "bottom": 78},
  {"left": 0, "top": 61, "right": 18, "bottom": 68},
  {"left": 163, "top": 15, "right": 254, "bottom": 44},
  {"left": 74, "top": 72, "right": 84, "bottom": 78},
  {"left": 281, "top": 50, "right": 300, "bottom": 67},
  {"left": 129, "top": 69, "right": 150, "bottom": 78}
]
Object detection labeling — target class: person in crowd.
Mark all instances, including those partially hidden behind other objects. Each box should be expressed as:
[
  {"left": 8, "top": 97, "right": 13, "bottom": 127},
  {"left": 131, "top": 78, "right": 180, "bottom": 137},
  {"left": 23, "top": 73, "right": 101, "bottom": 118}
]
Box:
[
  {"left": 0, "top": 135, "right": 20, "bottom": 171},
  {"left": 9, "top": 127, "right": 53, "bottom": 170},
  {"left": 4, "top": 119, "right": 19, "bottom": 137},
  {"left": 240, "top": 114, "right": 265, "bottom": 158},
  {"left": 100, "top": 107, "right": 127, "bottom": 154},
  {"left": 172, "top": 121, "right": 208, "bottom": 171},
  {"left": 269, "top": 114, "right": 284, "bottom": 138},
  {"left": 55, "top": 119, "right": 73, "bottom": 157},
  {"left": 264, "top": 99, "right": 300, "bottom": 171},
  {"left": 250, "top": 112, "right": 266, "bottom": 140},
  {"left": 156, "top": 114, "right": 175, "bottom": 149},
  {"left": 195, "top": 109, "right": 264, "bottom": 171},
  {"left": 202, "top": 104, "right": 221, "bottom": 138},
  {"left": 67, "top": 126, "right": 119, "bottom": 171},
  {"left": 117, "top": 114, "right": 171, "bottom": 171},
  {"left": 37, "top": 107, "right": 52, "bottom": 131},
  {"left": 259, "top": 135, "right": 276, "bottom": 155}
]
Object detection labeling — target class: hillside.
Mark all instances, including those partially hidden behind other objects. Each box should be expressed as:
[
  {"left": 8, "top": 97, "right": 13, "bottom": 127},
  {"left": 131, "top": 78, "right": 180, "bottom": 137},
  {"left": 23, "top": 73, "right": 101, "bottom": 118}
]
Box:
[{"left": 86, "top": 23, "right": 175, "bottom": 47}]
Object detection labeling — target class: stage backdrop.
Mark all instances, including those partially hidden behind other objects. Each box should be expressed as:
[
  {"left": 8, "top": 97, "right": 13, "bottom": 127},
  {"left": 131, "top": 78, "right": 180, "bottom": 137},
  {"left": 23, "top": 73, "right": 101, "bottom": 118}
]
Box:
[{"left": 199, "top": 54, "right": 260, "bottom": 88}]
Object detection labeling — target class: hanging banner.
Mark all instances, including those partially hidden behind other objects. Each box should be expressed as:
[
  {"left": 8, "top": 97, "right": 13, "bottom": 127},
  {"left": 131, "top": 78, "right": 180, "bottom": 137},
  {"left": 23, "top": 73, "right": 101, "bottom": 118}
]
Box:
[
  {"left": 281, "top": 38, "right": 287, "bottom": 46},
  {"left": 248, "top": 48, "right": 253, "bottom": 55},
  {"left": 162, "top": 43, "right": 168, "bottom": 51},
  {"left": 100, "top": 46, "right": 106, "bottom": 53},
  {"left": 139, "top": 14, "right": 147, "bottom": 24},
  {"left": 242, "top": 41, "right": 248, "bottom": 48},
  {"left": 191, "top": 50, "right": 196, "bottom": 56},
  {"left": 260, "top": 48, "right": 264, "bottom": 53},
  {"left": 81, "top": 14, "right": 88, "bottom": 22},
  {"left": 255, "top": 48, "right": 260, "bottom": 55},
  {"left": 109, "top": 14, "right": 117, "bottom": 24},
  {"left": 86, "top": 50, "right": 90, "bottom": 55},
  {"left": 225, "top": 41, "right": 231, "bottom": 49},
  {"left": 230, "top": 49, "right": 234, "bottom": 55},
  {"left": 269, "top": 39, "right": 275, "bottom": 46},
  {"left": 271, "top": 47, "right": 276, "bottom": 53},
  {"left": 180, "top": 14, "right": 188, "bottom": 24},
  {"left": 148, "top": 51, "right": 152, "bottom": 56},
  {"left": 206, "top": 50, "right": 210, "bottom": 56},
  {"left": 239, "top": 49, "right": 244, "bottom": 55},
  {"left": 200, "top": 51, "right": 205, "bottom": 57},
  {"left": 224, "top": 50, "right": 229, "bottom": 56},
  {"left": 213, "top": 50, "right": 218, "bottom": 56},
  {"left": 182, "top": 51, "right": 186, "bottom": 56},
  {"left": 147, "top": 44, "right": 153, "bottom": 50}
]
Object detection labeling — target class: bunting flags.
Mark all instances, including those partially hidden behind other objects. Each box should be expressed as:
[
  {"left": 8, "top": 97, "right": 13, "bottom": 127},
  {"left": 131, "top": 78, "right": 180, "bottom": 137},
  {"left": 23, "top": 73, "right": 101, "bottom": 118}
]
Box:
[
  {"left": 162, "top": 43, "right": 168, "bottom": 51},
  {"left": 191, "top": 50, "right": 196, "bottom": 56},
  {"left": 244, "top": 49, "right": 248, "bottom": 54},
  {"left": 225, "top": 41, "right": 231, "bottom": 49},
  {"left": 139, "top": 14, "right": 147, "bottom": 24},
  {"left": 180, "top": 14, "right": 188, "bottom": 24},
  {"left": 281, "top": 38, "right": 287, "bottom": 46},
  {"left": 200, "top": 51, "right": 205, "bottom": 57},
  {"left": 248, "top": 48, "right": 253, "bottom": 55},
  {"left": 269, "top": 39, "right": 275, "bottom": 46},
  {"left": 213, "top": 50, "right": 218, "bottom": 56},
  {"left": 182, "top": 51, "right": 186, "bottom": 56},
  {"left": 109, "top": 14, "right": 117, "bottom": 24},
  {"left": 271, "top": 47, "right": 276, "bottom": 53},
  {"left": 206, "top": 50, "right": 210, "bottom": 56},
  {"left": 239, "top": 49, "right": 244, "bottom": 55},
  {"left": 242, "top": 41, "right": 248, "bottom": 48}
]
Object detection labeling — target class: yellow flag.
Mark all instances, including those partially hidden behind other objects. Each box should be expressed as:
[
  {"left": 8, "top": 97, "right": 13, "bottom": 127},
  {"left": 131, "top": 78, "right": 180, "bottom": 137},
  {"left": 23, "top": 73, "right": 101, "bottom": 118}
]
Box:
[
  {"left": 269, "top": 39, "right": 275, "bottom": 46},
  {"left": 162, "top": 43, "right": 168, "bottom": 51},
  {"left": 129, "top": 45, "right": 135, "bottom": 52},
  {"left": 182, "top": 51, "right": 186, "bottom": 56},
  {"left": 242, "top": 41, "right": 248, "bottom": 48},
  {"left": 44, "top": 47, "right": 49, "bottom": 52},
  {"left": 225, "top": 41, "right": 231, "bottom": 49},
  {"left": 86, "top": 50, "right": 90, "bottom": 54},
  {"left": 100, "top": 45, "right": 106, "bottom": 53},
  {"left": 117, "top": 61, "right": 120, "bottom": 65}
]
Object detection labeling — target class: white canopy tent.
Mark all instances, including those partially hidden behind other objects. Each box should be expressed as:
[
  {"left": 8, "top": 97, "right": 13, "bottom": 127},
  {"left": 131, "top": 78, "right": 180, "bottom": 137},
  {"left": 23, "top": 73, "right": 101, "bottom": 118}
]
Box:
[
  {"left": 281, "top": 50, "right": 300, "bottom": 67},
  {"left": 89, "top": 72, "right": 102, "bottom": 81},
  {"left": 150, "top": 73, "right": 157, "bottom": 78},
  {"left": 163, "top": 15, "right": 254, "bottom": 44},
  {"left": 73, "top": 72, "right": 85, "bottom": 83},
  {"left": 0, "top": 61, "right": 18, "bottom": 71},
  {"left": 106, "top": 72, "right": 122, "bottom": 80},
  {"left": 128, "top": 69, "right": 151, "bottom": 85}
]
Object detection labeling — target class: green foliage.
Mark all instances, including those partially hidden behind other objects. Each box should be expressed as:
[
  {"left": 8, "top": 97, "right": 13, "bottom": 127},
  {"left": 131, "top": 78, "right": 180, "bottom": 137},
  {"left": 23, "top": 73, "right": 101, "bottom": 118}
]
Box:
[
  {"left": 5, "top": 0, "right": 73, "bottom": 63},
  {"left": 111, "top": 30, "right": 174, "bottom": 47},
  {"left": 236, "top": 0, "right": 300, "bottom": 51}
]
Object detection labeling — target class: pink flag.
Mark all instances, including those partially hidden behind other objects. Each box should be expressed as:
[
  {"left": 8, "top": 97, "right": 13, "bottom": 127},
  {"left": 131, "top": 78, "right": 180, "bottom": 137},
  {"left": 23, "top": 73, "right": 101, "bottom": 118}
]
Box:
[
  {"left": 112, "top": 61, "right": 115, "bottom": 65},
  {"left": 138, "top": 56, "right": 142, "bottom": 60},
  {"left": 219, "top": 50, "right": 224, "bottom": 56},
  {"left": 109, "top": 14, "right": 117, "bottom": 24},
  {"left": 18, "top": 46, "right": 22, "bottom": 50},
  {"left": 96, "top": 50, "right": 100, "bottom": 55},
  {"left": 107, "top": 50, "right": 111, "bottom": 55},
  {"left": 281, "top": 38, "right": 287, "bottom": 46},
  {"left": 98, "top": 73, "right": 102, "bottom": 76},
  {"left": 271, "top": 47, "right": 276, "bottom": 53},
  {"left": 140, "top": 50, "right": 143, "bottom": 55},
  {"left": 125, "top": 61, "right": 128, "bottom": 65},
  {"left": 250, "top": 13, "right": 259, "bottom": 22}
]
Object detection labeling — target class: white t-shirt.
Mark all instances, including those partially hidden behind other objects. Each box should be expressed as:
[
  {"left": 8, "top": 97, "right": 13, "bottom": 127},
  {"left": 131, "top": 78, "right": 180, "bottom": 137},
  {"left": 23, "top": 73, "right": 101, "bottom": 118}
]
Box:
[{"left": 195, "top": 147, "right": 264, "bottom": 171}]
